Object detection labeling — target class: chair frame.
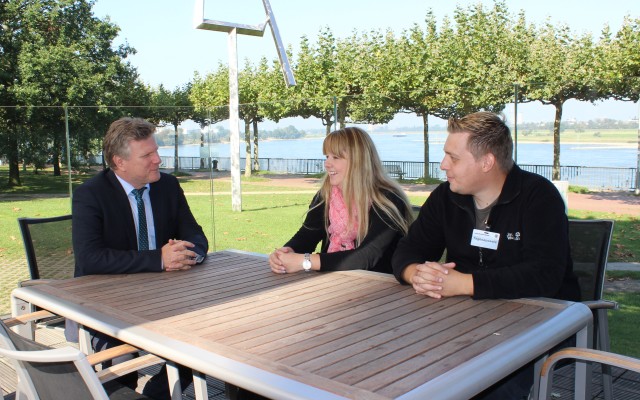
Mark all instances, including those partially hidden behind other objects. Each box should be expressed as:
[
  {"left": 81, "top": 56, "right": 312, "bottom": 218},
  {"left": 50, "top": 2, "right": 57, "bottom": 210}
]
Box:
[
  {"left": 1, "top": 311, "right": 163, "bottom": 400},
  {"left": 18, "top": 215, "right": 73, "bottom": 280},
  {"left": 538, "top": 347, "right": 640, "bottom": 400}
]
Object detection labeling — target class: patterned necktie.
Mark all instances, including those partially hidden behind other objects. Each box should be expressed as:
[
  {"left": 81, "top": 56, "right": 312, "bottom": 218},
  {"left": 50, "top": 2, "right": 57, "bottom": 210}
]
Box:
[{"left": 131, "top": 187, "right": 149, "bottom": 251}]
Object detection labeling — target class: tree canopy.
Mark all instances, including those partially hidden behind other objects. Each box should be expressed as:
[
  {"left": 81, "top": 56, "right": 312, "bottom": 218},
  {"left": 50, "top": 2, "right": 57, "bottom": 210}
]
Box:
[{"left": 2, "top": 0, "right": 639, "bottom": 186}]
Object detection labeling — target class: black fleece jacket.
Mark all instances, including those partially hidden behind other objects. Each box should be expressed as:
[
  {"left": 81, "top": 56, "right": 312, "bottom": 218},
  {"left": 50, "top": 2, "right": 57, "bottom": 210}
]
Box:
[{"left": 392, "top": 165, "right": 581, "bottom": 301}]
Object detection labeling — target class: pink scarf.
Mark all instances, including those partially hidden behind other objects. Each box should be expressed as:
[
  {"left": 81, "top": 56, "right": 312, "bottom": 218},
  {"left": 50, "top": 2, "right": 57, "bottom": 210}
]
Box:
[{"left": 327, "top": 186, "right": 358, "bottom": 253}]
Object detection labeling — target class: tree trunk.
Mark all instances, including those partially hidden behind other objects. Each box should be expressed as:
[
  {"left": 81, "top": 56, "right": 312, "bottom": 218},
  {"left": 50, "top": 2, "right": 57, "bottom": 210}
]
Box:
[
  {"left": 7, "top": 132, "right": 21, "bottom": 186},
  {"left": 324, "top": 117, "right": 332, "bottom": 135},
  {"left": 422, "top": 113, "right": 430, "bottom": 180},
  {"left": 252, "top": 120, "right": 259, "bottom": 172},
  {"left": 244, "top": 121, "right": 252, "bottom": 177},
  {"left": 552, "top": 104, "right": 563, "bottom": 181},
  {"left": 52, "top": 133, "right": 61, "bottom": 176},
  {"left": 200, "top": 131, "right": 205, "bottom": 169},
  {"left": 338, "top": 101, "right": 347, "bottom": 129},
  {"left": 52, "top": 150, "right": 61, "bottom": 176},
  {"left": 174, "top": 125, "right": 179, "bottom": 173}
]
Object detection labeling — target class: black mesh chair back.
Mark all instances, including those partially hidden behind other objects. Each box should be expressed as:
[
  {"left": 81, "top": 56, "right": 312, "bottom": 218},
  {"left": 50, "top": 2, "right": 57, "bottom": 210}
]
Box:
[
  {"left": 568, "top": 219, "right": 614, "bottom": 302},
  {"left": 18, "top": 215, "right": 74, "bottom": 280},
  {"left": 0, "top": 319, "right": 96, "bottom": 399},
  {"left": 567, "top": 219, "right": 616, "bottom": 400}
]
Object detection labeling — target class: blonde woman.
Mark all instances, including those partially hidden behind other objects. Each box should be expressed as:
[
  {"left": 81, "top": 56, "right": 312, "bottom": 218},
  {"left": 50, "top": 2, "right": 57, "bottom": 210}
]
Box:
[{"left": 269, "top": 127, "right": 413, "bottom": 274}]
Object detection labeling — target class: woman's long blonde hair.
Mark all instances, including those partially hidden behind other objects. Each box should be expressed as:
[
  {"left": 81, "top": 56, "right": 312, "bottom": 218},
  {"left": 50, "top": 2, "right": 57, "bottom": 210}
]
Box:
[{"left": 316, "top": 127, "right": 413, "bottom": 246}]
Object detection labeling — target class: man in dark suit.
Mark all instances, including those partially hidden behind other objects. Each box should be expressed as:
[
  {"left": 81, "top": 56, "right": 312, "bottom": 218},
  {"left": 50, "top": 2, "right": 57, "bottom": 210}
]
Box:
[{"left": 72, "top": 117, "right": 208, "bottom": 399}]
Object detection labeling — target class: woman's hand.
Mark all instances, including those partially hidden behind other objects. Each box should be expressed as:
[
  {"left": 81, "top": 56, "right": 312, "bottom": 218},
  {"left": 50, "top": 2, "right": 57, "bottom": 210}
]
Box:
[{"left": 269, "top": 246, "right": 297, "bottom": 274}]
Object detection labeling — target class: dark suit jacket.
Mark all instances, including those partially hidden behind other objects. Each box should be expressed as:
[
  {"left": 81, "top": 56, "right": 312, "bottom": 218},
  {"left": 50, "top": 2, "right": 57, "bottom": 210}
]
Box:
[{"left": 72, "top": 169, "right": 208, "bottom": 276}]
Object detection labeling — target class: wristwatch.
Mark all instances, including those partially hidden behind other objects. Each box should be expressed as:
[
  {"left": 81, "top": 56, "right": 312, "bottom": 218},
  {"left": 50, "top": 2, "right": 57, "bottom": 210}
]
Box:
[{"left": 302, "top": 253, "right": 312, "bottom": 272}]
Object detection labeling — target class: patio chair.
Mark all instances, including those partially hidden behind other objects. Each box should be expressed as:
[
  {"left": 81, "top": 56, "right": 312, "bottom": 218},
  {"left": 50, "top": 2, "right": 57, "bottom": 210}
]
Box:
[
  {"left": 568, "top": 219, "right": 616, "bottom": 400},
  {"left": 0, "top": 310, "right": 163, "bottom": 399},
  {"left": 17, "top": 215, "right": 75, "bottom": 283},
  {"left": 568, "top": 219, "right": 616, "bottom": 348},
  {"left": 17, "top": 215, "right": 93, "bottom": 354},
  {"left": 537, "top": 347, "right": 640, "bottom": 400}
]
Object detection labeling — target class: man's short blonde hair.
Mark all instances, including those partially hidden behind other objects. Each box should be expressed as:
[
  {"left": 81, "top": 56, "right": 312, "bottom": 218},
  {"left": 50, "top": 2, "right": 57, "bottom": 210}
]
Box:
[
  {"left": 103, "top": 117, "right": 156, "bottom": 169},
  {"left": 448, "top": 111, "right": 514, "bottom": 172}
]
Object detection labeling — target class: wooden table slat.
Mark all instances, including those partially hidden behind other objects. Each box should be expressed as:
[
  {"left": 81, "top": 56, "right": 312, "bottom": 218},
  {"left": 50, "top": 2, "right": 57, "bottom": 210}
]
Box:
[
  {"left": 288, "top": 298, "right": 501, "bottom": 370},
  {"left": 374, "top": 306, "right": 557, "bottom": 397},
  {"left": 201, "top": 282, "right": 415, "bottom": 346}
]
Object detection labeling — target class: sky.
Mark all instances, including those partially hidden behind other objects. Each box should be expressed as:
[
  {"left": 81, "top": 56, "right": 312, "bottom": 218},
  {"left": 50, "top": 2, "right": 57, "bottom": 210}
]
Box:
[{"left": 91, "top": 0, "right": 640, "bottom": 128}]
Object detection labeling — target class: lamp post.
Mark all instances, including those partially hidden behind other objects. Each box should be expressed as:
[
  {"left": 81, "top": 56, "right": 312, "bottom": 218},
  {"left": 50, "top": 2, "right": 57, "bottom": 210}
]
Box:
[{"left": 194, "top": 0, "right": 295, "bottom": 211}]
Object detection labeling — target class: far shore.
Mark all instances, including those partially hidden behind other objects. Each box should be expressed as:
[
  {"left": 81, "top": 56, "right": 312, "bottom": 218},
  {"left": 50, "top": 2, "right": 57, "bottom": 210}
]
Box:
[{"left": 160, "top": 138, "right": 639, "bottom": 148}]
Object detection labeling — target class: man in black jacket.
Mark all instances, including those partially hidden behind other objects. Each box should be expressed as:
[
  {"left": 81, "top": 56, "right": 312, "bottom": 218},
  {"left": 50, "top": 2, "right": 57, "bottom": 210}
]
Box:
[
  {"left": 392, "top": 111, "right": 580, "bottom": 399},
  {"left": 71, "top": 117, "right": 208, "bottom": 399}
]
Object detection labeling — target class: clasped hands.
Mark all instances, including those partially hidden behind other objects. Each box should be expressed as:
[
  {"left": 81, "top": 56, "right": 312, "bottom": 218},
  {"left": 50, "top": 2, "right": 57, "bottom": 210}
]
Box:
[
  {"left": 161, "top": 239, "right": 198, "bottom": 272},
  {"left": 269, "top": 247, "right": 301, "bottom": 274},
  {"left": 407, "top": 261, "right": 473, "bottom": 299}
]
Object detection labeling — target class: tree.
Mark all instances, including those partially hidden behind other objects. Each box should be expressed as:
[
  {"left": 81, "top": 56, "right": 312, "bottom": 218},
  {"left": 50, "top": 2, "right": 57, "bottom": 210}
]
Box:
[
  {"left": 238, "top": 60, "right": 264, "bottom": 177},
  {"left": 149, "top": 84, "right": 194, "bottom": 173},
  {"left": 253, "top": 57, "right": 289, "bottom": 171},
  {"left": 434, "top": 2, "right": 514, "bottom": 116},
  {"left": 190, "top": 69, "right": 229, "bottom": 169},
  {"left": 292, "top": 29, "right": 340, "bottom": 135},
  {"left": 605, "top": 17, "right": 640, "bottom": 102},
  {"left": 190, "top": 67, "right": 231, "bottom": 119},
  {"left": 524, "top": 22, "right": 602, "bottom": 179},
  {"left": 340, "top": 29, "right": 399, "bottom": 127},
  {"left": 391, "top": 3, "right": 517, "bottom": 179},
  {"left": 1, "top": 0, "right": 141, "bottom": 184},
  {"left": 391, "top": 12, "right": 449, "bottom": 179},
  {"left": 257, "top": 55, "right": 295, "bottom": 125}
]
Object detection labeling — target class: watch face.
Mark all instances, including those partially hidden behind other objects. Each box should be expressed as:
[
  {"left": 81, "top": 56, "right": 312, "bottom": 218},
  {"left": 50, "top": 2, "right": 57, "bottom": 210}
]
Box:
[{"left": 302, "top": 260, "right": 312, "bottom": 271}]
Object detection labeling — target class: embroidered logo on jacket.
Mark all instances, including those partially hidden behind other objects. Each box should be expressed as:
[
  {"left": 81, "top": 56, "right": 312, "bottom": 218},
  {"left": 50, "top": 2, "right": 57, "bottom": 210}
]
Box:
[{"left": 506, "top": 232, "right": 521, "bottom": 241}]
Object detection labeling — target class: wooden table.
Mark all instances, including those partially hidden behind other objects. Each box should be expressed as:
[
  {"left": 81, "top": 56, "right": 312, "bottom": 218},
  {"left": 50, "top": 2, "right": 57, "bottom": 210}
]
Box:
[{"left": 11, "top": 250, "right": 592, "bottom": 400}]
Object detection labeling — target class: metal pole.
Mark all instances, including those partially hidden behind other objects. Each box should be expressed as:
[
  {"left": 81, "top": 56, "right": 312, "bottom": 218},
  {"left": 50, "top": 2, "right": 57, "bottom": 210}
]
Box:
[
  {"left": 64, "top": 106, "right": 73, "bottom": 209},
  {"left": 207, "top": 120, "right": 217, "bottom": 251},
  {"left": 633, "top": 99, "right": 640, "bottom": 196},
  {"left": 513, "top": 84, "right": 518, "bottom": 164},
  {"left": 228, "top": 28, "right": 242, "bottom": 211}
]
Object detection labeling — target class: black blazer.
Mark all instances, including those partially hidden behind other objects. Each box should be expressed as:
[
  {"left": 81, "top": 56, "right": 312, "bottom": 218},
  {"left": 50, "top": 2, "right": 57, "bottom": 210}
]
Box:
[{"left": 72, "top": 169, "right": 208, "bottom": 276}]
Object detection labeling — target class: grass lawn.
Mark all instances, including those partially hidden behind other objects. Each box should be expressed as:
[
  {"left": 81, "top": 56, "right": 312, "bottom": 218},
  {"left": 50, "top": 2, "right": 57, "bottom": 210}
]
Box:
[
  {"left": 1, "top": 166, "right": 639, "bottom": 358},
  {"left": 603, "top": 271, "right": 640, "bottom": 357}
]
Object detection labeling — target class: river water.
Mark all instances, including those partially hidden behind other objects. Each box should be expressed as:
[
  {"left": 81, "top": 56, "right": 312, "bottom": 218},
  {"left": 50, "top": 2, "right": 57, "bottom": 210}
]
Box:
[{"left": 159, "top": 132, "right": 637, "bottom": 168}]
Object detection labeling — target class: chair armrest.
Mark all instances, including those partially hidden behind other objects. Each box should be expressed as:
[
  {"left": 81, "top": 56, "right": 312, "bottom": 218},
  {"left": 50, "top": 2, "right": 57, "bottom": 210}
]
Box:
[
  {"left": 583, "top": 300, "right": 618, "bottom": 311},
  {"left": 96, "top": 353, "right": 165, "bottom": 384},
  {"left": 0, "top": 345, "right": 84, "bottom": 363},
  {"left": 86, "top": 344, "right": 140, "bottom": 366},
  {"left": 541, "top": 347, "right": 640, "bottom": 379},
  {"left": 19, "top": 279, "right": 59, "bottom": 287},
  {"left": 3, "top": 310, "right": 55, "bottom": 328}
]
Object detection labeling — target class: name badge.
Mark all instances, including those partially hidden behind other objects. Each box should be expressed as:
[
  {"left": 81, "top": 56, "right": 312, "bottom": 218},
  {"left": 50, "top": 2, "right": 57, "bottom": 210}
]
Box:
[{"left": 470, "top": 229, "right": 500, "bottom": 250}]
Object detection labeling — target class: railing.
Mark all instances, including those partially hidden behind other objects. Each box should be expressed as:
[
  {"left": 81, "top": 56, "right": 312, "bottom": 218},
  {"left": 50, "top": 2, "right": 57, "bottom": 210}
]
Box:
[{"left": 159, "top": 156, "right": 639, "bottom": 191}]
